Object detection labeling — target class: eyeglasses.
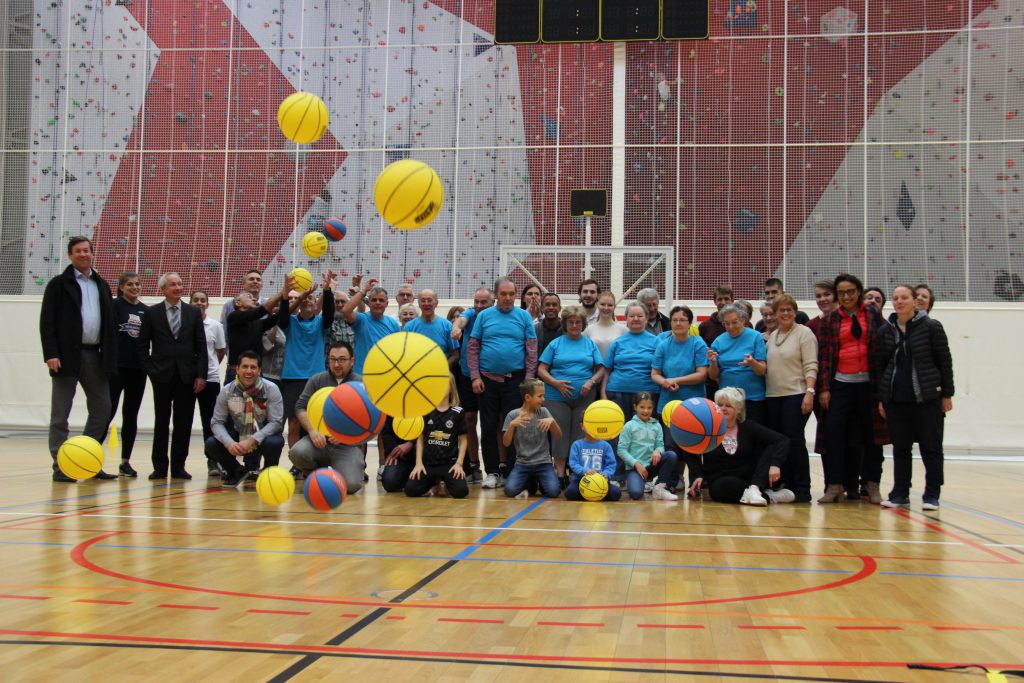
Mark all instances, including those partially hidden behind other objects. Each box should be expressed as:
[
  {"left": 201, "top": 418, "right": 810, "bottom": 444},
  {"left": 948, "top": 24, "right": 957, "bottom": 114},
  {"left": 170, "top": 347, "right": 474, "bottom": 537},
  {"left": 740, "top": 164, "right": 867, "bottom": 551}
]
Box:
[
  {"left": 330, "top": 356, "right": 353, "bottom": 363},
  {"left": 837, "top": 289, "right": 859, "bottom": 298}
]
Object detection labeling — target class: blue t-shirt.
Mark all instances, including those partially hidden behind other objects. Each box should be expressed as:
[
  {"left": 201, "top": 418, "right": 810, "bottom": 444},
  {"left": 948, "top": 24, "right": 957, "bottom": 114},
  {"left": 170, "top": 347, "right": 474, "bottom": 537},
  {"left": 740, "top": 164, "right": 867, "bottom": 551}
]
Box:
[
  {"left": 538, "top": 334, "right": 603, "bottom": 402},
  {"left": 470, "top": 306, "right": 537, "bottom": 375},
  {"left": 351, "top": 312, "right": 400, "bottom": 375},
  {"left": 404, "top": 316, "right": 459, "bottom": 356},
  {"left": 457, "top": 308, "right": 478, "bottom": 377},
  {"left": 711, "top": 327, "right": 767, "bottom": 401},
  {"left": 652, "top": 334, "right": 710, "bottom": 409},
  {"left": 281, "top": 314, "right": 329, "bottom": 379},
  {"left": 568, "top": 439, "right": 616, "bottom": 478},
  {"left": 603, "top": 331, "right": 659, "bottom": 393}
]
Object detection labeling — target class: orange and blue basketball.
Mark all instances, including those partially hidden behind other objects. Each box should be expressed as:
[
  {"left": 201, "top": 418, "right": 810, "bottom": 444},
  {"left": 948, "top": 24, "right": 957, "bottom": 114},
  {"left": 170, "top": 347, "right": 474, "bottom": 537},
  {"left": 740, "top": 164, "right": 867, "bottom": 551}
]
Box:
[
  {"left": 669, "top": 397, "right": 726, "bottom": 454},
  {"left": 321, "top": 381, "right": 386, "bottom": 445},
  {"left": 324, "top": 217, "right": 347, "bottom": 241},
  {"left": 303, "top": 467, "right": 347, "bottom": 511}
]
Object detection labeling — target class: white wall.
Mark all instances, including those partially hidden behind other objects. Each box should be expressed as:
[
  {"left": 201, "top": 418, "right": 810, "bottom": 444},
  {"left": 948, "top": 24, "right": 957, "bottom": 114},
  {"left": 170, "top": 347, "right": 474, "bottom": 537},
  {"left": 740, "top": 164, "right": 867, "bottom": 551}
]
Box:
[{"left": 4, "top": 296, "right": 1020, "bottom": 455}]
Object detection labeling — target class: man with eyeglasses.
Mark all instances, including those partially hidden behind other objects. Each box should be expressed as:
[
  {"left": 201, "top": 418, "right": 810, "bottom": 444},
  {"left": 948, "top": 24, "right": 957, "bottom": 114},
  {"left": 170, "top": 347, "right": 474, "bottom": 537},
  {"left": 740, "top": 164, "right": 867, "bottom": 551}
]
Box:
[{"left": 288, "top": 341, "right": 365, "bottom": 494}]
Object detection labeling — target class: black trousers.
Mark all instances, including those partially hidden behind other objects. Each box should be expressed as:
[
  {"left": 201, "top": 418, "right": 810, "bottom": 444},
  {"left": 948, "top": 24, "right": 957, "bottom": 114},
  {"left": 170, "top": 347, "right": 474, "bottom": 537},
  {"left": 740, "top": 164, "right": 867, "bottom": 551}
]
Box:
[
  {"left": 404, "top": 463, "right": 469, "bottom": 499},
  {"left": 885, "top": 400, "right": 945, "bottom": 500},
  {"left": 707, "top": 452, "right": 774, "bottom": 503},
  {"left": 765, "top": 394, "right": 811, "bottom": 497},
  {"left": 477, "top": 370, "right": 525, "bottom": 474},
  {"left": 108, "top": 367, "right": 147, "bottom": 461},
  {"left": 150, "top": 379, "right": 197, "bottom": 473},
  {"left": 823, "top": 380, "right": 874, "bottom": 487}
]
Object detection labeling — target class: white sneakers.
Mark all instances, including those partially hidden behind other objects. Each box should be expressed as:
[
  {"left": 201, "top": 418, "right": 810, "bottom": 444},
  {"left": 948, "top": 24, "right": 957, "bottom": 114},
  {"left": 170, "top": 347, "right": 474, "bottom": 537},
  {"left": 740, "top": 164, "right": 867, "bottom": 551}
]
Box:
[
  {"left": 739, "top": 485, "right": 768, "bottom": 506},
  {"left": 481, "top": 473, "right": 500, "bottom": 489},
  {"left": 765, "top": 488, "right": 796, "bottom": 504},
  {"left": 651, "top": 483, "right": 679, "bottom": 501}
]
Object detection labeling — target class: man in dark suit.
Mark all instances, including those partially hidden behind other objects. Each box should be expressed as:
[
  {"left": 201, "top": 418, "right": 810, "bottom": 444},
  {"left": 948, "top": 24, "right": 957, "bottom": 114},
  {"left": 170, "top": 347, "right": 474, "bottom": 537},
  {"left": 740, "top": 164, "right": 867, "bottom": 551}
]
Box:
[
  {"left": 39, "top": 236, "right": 119, "bottom": 481},
  {"left": 137, "top": 272, "right": 207, "bottom": 480}
]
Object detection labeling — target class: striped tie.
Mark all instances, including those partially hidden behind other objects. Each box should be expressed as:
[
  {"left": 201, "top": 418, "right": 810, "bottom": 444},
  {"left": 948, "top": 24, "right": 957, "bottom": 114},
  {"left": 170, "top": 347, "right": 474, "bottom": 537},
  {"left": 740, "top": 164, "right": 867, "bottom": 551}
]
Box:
[{"left": 169, "top": 305, "right": 180, "bottom": 338}]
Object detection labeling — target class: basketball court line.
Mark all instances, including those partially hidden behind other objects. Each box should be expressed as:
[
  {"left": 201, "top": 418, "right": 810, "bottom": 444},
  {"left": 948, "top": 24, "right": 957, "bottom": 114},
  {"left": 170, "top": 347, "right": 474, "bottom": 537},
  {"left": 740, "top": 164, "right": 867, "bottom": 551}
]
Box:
[
  {"left": 939, "top": 501, "right": 1024, "bottom": 530},
  {"left": 890, "top": 509, "right": 1022, "bottom": 563}
]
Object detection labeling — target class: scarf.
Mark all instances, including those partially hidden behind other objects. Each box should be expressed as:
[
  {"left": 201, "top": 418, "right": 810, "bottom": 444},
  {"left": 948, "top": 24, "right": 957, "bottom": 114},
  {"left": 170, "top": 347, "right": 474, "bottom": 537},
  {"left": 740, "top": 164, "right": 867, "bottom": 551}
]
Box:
[{"left": 239, "top": 377, "right": 267, "bottom": 442}]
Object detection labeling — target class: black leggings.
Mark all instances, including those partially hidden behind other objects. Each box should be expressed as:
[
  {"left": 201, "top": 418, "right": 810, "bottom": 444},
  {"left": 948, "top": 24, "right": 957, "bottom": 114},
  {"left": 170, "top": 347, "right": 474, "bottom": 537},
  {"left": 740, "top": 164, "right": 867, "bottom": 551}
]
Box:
[{"left": 108, "top": 367, "right": 147, "bottom": 461}]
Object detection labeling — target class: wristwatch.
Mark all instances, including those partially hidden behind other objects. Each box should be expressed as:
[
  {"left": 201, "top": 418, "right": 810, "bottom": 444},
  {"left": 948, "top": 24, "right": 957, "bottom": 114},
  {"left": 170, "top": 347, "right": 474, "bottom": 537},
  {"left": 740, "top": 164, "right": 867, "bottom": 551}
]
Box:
[{"left": 806, "top": 388, "right": 816, "bottom": 394}]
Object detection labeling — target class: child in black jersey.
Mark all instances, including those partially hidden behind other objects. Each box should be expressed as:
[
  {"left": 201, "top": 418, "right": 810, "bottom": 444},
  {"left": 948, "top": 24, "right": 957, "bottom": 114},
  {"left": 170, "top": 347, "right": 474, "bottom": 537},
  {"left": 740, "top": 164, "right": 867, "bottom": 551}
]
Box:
[{"left": 405, "top": 374, "right": 470, "bottom": 498}]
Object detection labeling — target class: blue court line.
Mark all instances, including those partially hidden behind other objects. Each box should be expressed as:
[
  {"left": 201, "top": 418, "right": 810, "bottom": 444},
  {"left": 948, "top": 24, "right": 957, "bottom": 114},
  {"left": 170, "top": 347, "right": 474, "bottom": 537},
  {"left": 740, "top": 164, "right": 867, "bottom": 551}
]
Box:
[
  {"left": 452, "top": 498, "right": 546, "bottom": 560},
  {"left": 938, "top": 501, "right": 1024, "bottom": 531}
]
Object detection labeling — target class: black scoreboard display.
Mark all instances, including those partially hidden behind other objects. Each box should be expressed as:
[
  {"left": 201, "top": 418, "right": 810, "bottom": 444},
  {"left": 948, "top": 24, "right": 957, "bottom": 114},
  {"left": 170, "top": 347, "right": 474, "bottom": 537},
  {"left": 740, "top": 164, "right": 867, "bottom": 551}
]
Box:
[{"left": 494, "top": 0, "right": 709, "bottom": 45}]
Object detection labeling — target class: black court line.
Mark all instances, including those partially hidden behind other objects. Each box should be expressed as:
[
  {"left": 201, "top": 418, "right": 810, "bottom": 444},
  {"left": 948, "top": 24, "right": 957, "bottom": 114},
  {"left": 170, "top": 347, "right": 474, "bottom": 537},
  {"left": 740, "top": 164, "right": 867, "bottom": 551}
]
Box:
[
  {"left": 920, "top": 513, "right": 1024, "bottom": 558},
  {"left": 0, "top": 640, "right": 901, "bottom": 683}
]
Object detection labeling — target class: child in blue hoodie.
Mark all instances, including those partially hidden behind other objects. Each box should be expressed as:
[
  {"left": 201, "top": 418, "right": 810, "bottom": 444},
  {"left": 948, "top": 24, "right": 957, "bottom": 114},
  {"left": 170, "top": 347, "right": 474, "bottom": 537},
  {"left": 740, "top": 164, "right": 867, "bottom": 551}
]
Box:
[
  {"left": 618, "top": 392, "right": 680, "bottom": 501},
  {"left": 565, "top": 426, "right": 622, "bottom": 501}
]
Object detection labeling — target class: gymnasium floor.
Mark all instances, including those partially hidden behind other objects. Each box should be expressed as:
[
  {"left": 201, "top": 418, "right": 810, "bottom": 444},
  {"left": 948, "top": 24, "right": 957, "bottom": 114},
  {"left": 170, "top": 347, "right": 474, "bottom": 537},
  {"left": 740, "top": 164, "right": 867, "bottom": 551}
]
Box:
[{"left": 1, "top": 438, "right": 1022, "bottom": 682}]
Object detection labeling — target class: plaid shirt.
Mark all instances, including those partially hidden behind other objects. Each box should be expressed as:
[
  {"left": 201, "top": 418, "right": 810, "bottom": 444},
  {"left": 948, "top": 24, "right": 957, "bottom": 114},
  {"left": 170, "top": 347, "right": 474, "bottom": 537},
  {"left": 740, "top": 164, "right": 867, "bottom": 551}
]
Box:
[{"left": 815, "top": 302, "right": 889, "bottom": 448}]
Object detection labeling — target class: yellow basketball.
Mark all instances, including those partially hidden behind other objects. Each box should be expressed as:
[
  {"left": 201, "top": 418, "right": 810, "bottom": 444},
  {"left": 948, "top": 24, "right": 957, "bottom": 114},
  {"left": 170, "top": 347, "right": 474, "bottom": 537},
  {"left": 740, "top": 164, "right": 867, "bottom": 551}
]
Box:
[
  {"left": 662, "top": 399, "right": 682, "bottom": 428},
  {"left": 362, "top": 332, "right": 450, "bottom": 419},
  {"left": 583, "top": 399, "right": 626, "bottom": 440},
  {"left": 255, "top": 466, "right": 295, "bottom": 506},
  {"left": 277, "top": 91, "right": 329, "bottom": 144},
  {"left": 305, "top": 386, "right": 334, "bottom": 436},
  {"left": 302, "top": 231, "right": 329, "bottom": 259},
  {"left": 56, "top": 435, "right": 104, "bottom": 480},
  {"left": 373, "top": 159, "right": 444, "bottom": 230},
  {"left": 290, "top": 267, "right": 313, "bottom": 292},
  {"left": 393, "top": 415, "right": 425, "bottom": 441},
  {"left": 579, "top": 472, "right": 609, "bottom": 502}
]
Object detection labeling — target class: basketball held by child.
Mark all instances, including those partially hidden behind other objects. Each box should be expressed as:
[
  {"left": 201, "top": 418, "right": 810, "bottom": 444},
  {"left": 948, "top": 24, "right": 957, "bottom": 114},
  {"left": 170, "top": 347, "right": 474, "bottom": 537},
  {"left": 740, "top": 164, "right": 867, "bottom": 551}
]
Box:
[
  {"left": 579, "top": 472, "right": 610, "bottom": 502},
  {"left": 670, "top": 397, "right": 726, "bottom": 454},
  {"left": 661, "top": 399, "right": 682, "bottom": 428},
  {"left": 324, "top": 217, "right": 347, "bottom": 241},
  {"left": 303, "top": 467, "right": 347, "bottom": 511},
  {"left": 373, "top": 159, "right": 444, "bottom": 230},
  {"left": 302, "top": 232, "right": 328, "bottom": 259},
  {"left": 277, "top": 91, "right": 329, "bottom": 144},
  {"left": 583, "top": 400, "right": 625, "bottom": 440},
  {"left": 255, "top": 466, "right": 295, "bottom": 506},
  {"left": 321, "top": 382, "right": 387, "bottom": 445},
  {"left": 361, "top": 332, "right": 450, "bottom": 419},
  {"left": 289, "top": 267, "right": 313, "bottom": 292},
  {"left": 393, "top": 415, "right": 425, "bottom": 441},
  {"left": 304, "top": 386, "right": 334, "bottom": 435},
  {"left": 56, "top": 435, "right": 104, "bottom": 480}
]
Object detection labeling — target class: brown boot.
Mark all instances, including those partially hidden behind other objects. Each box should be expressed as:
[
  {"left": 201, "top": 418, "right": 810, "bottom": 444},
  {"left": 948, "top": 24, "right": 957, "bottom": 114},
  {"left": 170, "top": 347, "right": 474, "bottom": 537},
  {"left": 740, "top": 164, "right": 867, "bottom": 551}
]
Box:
[
  {"left": 817, "top": 484, "right": 845, "bottom": 504},
  {"left": 865, "top": 481, "right": 882, "bottom": 505}
]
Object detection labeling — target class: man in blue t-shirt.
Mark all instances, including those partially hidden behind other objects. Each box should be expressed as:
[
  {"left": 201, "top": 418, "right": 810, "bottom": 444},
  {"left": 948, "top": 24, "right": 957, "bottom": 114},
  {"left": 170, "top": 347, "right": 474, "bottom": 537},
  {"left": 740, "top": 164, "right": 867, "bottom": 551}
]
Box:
[
  {"left": 451, "top": 287, "right": 494, "bottom": 483},
  {"left": 403, "top": 288, "right": 459, "bottom": 370},
  {"left": 467, "top": 278, "right": 538, "bottom": 488},
  {"left": 342, "top": 275, "right": 401, "bottom": 376}
]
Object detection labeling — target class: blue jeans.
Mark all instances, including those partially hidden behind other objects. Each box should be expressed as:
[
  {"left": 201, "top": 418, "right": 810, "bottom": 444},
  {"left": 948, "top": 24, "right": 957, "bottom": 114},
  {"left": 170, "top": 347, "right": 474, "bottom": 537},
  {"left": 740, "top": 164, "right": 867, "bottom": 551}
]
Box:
[
  {"left": 503, "top": 462, "right": 561, "bottom": 498},
  {"left": 565, "top": 474, "right": 623, "bottom": 501},
  {"left": 624, "top": 451, "right": 679, "bottom": 500}
]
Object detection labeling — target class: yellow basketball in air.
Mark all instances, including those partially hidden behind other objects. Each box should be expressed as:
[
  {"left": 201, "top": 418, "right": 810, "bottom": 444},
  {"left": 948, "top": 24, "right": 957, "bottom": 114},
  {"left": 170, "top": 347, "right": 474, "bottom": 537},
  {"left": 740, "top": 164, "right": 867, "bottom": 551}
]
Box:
[
  {"left": 662, "top": 399, "right": 682, "bottom": 428},
  {"left": 290, "top": 267, "right": 313, "bottom": 292},
  {"left": 302, "top": 232, "right": 329, "bottom": 259},
  {"left": 305, "top": 386, "right": 334, "bottom": 436},
  {"left": 374, "top": 159, "right": 444, "bottom": 230},
  {"left": 579, "top": 472, "right": 610, "bottom": 502},
  {"left": 57, "top": 435, "right": 105, "bottom": 480},
  {"left": 393, "top": 415, "right": 425, "bottom": 441},
  {"left": 362, "top": 332, "right": 450, "bottom": 419},
  {"left": 277, "top": 91, "right": 329, "bottom": 145},
  {"left": 583, "top": 400, "right": 625, "bottom": 440},
  {"left": 255, "top": 466, "right": 295, "bottom": 506}
]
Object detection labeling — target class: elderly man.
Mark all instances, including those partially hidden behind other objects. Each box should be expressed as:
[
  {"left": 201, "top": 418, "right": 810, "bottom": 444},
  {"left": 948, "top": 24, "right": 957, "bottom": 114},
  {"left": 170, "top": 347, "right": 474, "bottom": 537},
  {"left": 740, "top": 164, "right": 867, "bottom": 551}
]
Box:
[
  {"left": 468, "top": 277, "right": 538, "bottom": 488},
  {"left": 404, "top": 288, "right": 459, "bottom": 369},
  {"left": 391, "top": 283, "right": 416, "bottom": 323},
  {"left": 637, "top": 287, "right": 671, "bottom": 335},
  {"left": 342, "top": 275, "right": 400, "bottom": 376},
  {"left": 39, "top": 236, "right": 119, "bottom": 481},
  {"left": 219, "top": 269, "right": 265, "bottom": 359},
  {"left": 206, "top": 351, "right": 285, "bottom": 487},
  {"left": 225, "top": 279, "right": 288, "bottom": 381}
]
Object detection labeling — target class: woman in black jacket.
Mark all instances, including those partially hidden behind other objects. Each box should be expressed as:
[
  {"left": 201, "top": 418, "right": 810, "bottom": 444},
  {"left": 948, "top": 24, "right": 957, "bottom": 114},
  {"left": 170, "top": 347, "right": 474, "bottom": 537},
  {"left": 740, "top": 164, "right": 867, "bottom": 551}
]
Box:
[
  {"left": 684, "top": 387, "right": 790, "bottom": 506},
  {"left": 876, "top": 285, "right": 954, "bottom": 510}
]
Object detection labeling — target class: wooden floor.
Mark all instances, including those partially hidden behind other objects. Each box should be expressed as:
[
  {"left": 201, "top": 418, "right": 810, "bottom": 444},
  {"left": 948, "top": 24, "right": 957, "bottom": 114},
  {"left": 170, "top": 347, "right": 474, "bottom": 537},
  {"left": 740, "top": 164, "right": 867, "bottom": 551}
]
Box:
[{"left": 1, "top": 439, "right": 1022, "bottom": 682}]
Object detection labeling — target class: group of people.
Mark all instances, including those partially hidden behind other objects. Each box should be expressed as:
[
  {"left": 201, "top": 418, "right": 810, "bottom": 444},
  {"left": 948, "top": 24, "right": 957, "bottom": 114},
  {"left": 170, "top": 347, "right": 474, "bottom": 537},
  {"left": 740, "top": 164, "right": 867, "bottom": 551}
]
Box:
[{"left": 41, "top": 236, "right": 954, "bottom": 509}]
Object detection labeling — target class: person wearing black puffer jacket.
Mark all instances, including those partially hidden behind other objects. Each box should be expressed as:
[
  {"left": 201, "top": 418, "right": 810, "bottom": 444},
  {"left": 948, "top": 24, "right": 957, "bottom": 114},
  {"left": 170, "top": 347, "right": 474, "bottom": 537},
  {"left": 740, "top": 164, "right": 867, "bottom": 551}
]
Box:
[{"left": 875, "top": 285, "right": 954, "bottom": 511}]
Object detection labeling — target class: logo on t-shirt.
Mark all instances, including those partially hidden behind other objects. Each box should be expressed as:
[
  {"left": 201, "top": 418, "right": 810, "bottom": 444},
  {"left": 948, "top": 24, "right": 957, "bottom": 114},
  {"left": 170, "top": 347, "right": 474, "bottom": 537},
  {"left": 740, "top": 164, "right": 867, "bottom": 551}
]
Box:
[{"left": 119, "top": 313, "right": 143, "bottom": 339}]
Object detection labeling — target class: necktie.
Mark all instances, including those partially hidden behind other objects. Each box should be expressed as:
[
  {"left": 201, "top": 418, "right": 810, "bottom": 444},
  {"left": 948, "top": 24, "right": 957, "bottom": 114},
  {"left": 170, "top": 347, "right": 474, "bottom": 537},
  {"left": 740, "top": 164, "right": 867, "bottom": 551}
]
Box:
[
  {"left": 169, "top": 305, "right": 181, "bottom": 337},
  {"left": 850, "top": 311, "right": 862, "bottom": 340}
]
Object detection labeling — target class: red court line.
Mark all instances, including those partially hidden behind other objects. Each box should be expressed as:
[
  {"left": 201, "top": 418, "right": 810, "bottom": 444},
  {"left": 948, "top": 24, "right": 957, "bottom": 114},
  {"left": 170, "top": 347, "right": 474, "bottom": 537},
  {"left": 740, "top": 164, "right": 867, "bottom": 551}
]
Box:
[
  {"left": 637, "top": 624, "right": 704, "bottom": 629},
  {"left": 247, "top": 609, "right": 310, "bottom": 616},
  {"left": 0, "top": 489, "right": 216, "bottom": 531},
  {"left": 385, "top": 616, "right": 406, "bottom": 621},
  {"left": 340, "top": 613, "right": 362, "bottom": 618},
  {"left": 538, "top": 621, "right": 604, "bottom": 628},
  {"left": 437, "top": 618, "right": 505, "bottom": 625},
  {"left": 0, "top": 594, "right": 48, "bottom": 601},
  {"left": 738, "top": 625, "right": 806, "bottom": 631},
  {"left": 835, "top": 626, "right": 902, "bottom": 631},
  {"left": 931, "top": 626, "right": 1000, "bottom": 631},
  {"left": 158, "top": 604, "right": 219, "bottom": 611},
  {"left": 5, "top": 628, "right": 1024, "bottom": 669},
  {"left": 891, "top": 509, "right": 1022, "bottom": 564},
  {"left": 74, "top": 599, "right": 132, "bottom": 606},
  {"left": 69, "top": 532, "right": 880, "bottom": 612}
]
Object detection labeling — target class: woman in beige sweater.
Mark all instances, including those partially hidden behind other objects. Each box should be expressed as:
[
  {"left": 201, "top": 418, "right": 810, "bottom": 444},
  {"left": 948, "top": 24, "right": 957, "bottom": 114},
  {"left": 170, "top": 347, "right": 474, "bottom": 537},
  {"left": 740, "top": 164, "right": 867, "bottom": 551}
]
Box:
[{"left": 764, "top": 293, "right": 818, "bottom": 503}]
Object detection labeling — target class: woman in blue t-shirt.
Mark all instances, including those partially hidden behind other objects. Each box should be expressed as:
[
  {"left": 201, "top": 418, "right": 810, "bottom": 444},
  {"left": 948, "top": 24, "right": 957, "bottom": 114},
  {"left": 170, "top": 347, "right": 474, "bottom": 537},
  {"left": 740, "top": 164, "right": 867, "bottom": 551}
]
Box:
[
  {"left": 652, "top": 305, "right": 709, "bottom": 410},
  {"left": 602, "top": 303, "right": 660, "bottom": 421},
  {"left": 708, "top": 303, "right": 767, "bottom": 423},
  {"left": 537, "top": 305, "right": 604, "bottom": 484}
]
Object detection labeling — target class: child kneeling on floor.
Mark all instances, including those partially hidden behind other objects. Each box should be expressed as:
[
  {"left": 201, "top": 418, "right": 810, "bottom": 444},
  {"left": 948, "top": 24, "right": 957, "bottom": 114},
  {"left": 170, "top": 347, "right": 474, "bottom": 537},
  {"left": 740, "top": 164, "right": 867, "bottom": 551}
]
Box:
[
  {"left": 502, "top": 379, "right": 563, "bottom": 498},
  {"left": 405, "top": 374, "right": 469, "bottom": 499},
  {"left": 564, "top": 424, "right": 622, "bottom": 502}
]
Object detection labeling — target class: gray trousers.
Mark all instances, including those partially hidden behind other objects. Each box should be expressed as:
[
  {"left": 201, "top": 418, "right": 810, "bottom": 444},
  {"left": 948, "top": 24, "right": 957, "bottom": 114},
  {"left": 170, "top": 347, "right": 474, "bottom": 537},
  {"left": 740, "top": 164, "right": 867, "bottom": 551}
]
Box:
[
  {"left": 288, "top": 436, "right": 364, "bottom": 494},
  {"left": 546, "top": 394, "right": 596, "bottom": 463},
  {"left": 49, "top": 349, "right": 111, "bottom": 463}
]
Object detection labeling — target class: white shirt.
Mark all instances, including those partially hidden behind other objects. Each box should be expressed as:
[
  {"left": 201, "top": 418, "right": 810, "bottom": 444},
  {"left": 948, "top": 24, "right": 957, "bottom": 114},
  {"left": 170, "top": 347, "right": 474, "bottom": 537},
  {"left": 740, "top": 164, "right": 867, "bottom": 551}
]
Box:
[
  {"left": 75, "top": 269, "right": 101, "bottom": 344},
  {"left": 202, "top": 317, "right": 226, "bottom": 382}
]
